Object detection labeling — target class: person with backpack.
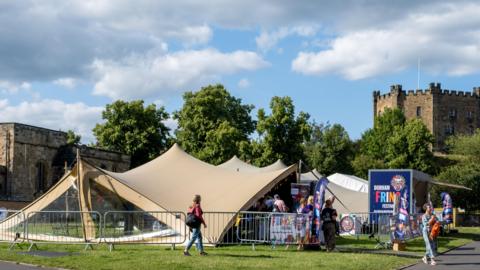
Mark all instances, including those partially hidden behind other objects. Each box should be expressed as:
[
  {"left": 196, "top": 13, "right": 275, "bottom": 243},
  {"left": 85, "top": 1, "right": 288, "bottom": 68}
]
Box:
[
  {"left": 321, "top": 196, "right": 338, "bottom": 252},
  {"left": 421, "top": 204, "right": 436, "bottom": 266},
  {"left": 184, "top": 194, "right": 207, "bottom": 256}
]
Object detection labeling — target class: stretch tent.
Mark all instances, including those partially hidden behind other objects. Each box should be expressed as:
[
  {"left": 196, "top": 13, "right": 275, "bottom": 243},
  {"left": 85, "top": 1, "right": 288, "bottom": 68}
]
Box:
[
  {"left": 0, "top": 144, "right": 297, "bottom": 244},
  {"left": 299, "top": 170, "right": 368, "bottom": 214},
  {"left": 326, "top": 173, "right": 369, "bottom": 193},
  {"left": 218, "top": 156, "right": 288, "bottom": 173}
]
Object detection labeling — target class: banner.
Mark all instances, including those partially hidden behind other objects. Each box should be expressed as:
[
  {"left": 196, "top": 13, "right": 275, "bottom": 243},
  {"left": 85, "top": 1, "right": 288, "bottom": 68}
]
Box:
[
  {"left": 312, "top": 177, "right": 329, "bottom": 244},
  {"left": 390, "top": 213, "right": 422, "bottom": 241},
  {"left": 369, "top": 170, "right": 412, "bottom": 214},
  {"left": 339, "top": 214, "right": 361, "bottom": 235},
  {"left": 270, "top": 213, "right": 311, "bottom": 244},
  {"left": 441, "top": 192, "right": 453, "bottom": 224}
]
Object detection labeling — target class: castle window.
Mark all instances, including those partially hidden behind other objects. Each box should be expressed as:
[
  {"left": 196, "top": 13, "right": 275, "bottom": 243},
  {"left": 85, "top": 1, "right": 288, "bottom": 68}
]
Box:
[
  {"left": 444, "top": 124, "right": 455, "bottom": 135},
  {"left": 35, "top": 162, "right": 47, "bottom": 193},
  {"left": 467, "top": 111, "right": 474, "bottom": 122},
  {"left": 449, "top": 108, "right": 457, "bottom": 119},
  {"left": 416, "top": 106, "right": 422, "bottom": 117}
]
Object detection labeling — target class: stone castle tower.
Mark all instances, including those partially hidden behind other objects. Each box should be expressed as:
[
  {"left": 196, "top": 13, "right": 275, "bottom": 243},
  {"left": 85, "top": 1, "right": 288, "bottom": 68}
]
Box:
[{"left": 373, "top": 82, "right": 480, "bottom": 151}]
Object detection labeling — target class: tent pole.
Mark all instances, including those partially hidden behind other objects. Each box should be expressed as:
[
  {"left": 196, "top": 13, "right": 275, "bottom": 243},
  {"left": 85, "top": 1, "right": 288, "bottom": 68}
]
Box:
[{"left": 301, "top": 160, "right": 351, "bottom": 213}]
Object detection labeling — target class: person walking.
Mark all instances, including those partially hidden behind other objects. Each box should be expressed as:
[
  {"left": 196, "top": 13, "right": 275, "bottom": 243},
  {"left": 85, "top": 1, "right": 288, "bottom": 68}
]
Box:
[
  {"left": 421, "top": 204, "right": 436, "bottom": 265},
  {"left": 321, "top": 197, "right": 337, "bottom": 252},
  {"left": 184, "top": 194, "right": 207, "bottom": 256}
]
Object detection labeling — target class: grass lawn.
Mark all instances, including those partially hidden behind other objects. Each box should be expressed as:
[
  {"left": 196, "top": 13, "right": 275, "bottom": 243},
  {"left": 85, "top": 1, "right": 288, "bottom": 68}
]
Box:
[
  {"left": 337, "top": 227, "right": 480, "bottom": 254},
  {"left": 0, "top": 227, "right": 477, "bottom": 270}
]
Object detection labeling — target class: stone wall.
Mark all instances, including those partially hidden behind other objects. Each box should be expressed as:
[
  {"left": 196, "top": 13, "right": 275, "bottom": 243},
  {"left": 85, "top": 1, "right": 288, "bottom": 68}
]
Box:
[{"left": 0, "top": 123, "right": 131, "bottom": 202}]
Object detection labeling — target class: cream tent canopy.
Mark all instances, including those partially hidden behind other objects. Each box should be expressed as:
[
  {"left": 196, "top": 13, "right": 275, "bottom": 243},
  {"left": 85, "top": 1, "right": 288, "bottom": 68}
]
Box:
[
  {"left": 1, "top": 144, "right": 297, "bottom": 245},
  {"left": 218, "top": 156, "right": 288, "bottom": 173},
  {"left": 299, "top": 169, "right": 323, "bottom": 182},
  {"left": 326, "top": 173, "right": 369, "bottom": 193}
]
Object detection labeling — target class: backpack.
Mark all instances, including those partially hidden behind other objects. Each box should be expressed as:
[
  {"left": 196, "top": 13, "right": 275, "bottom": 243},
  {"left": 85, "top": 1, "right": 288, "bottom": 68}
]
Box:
[
  {"left": 186, "top": 212, "right": 200, "bottom": 228},
  {"left": 430, "top": 221, "right": 441, "bottom": 239}
]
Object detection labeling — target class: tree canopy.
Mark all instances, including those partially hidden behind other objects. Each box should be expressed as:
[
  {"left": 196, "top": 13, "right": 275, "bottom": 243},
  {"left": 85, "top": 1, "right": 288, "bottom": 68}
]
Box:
[
  {"left": 353, "top": 108, "right": 435, "bottom": 177},
  {"left": 66, "top": 130, "right": 81, "bottom": 145},
  {"left": 432, "top": 130, "right": 480, "bottom": 210},
  {"left": 251, "top": 96, "right": 311, "bottom": 166},
  {"left": 174, "top": 84, "right": 255, "bottom": 165},
  {"left": 304, "top": 123, "right": 354, "bottom": 175},
  {"left": 93, "top": 100, "right": 170, "bottom": 168}
]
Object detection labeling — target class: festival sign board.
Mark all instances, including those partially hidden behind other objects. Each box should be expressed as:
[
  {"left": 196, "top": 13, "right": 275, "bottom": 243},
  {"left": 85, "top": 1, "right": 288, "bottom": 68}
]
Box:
[{"left": 369, "top": 170, "right": 413, "bottom": 215}]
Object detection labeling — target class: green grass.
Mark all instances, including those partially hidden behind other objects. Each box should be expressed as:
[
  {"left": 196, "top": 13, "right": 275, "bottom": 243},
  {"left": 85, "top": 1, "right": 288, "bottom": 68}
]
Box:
[
  {"left": 337, "top": 227, "right": 480, "bottom": 254},
  {"left": 0, "top": 227, "right": 477, "bottom": 270}
]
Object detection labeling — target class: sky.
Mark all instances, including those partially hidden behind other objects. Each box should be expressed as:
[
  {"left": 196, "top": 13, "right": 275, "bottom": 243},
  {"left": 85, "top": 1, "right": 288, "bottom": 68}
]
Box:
[{"left": 1, "top": 0, "right": 480, "bottom": 143}]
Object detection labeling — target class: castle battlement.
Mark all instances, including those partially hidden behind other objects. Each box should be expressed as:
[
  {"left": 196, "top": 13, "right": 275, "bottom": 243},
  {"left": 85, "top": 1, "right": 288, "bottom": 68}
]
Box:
[{"left": 374, "top": 83, "right": 480, "bottom": 101}]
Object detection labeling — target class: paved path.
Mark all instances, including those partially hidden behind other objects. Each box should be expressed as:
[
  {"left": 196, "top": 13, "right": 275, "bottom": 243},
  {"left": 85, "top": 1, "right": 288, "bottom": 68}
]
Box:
[
  {"left": 0, "top": 261, "right": 59, "bottom": 270},
  {"left": 403, "top": 241, "right": 480, "bottom": 269}
]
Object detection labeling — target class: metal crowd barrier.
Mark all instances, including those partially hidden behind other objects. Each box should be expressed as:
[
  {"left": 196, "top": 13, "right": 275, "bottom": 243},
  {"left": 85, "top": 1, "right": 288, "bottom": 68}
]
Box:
[
  {"left": 201, "top": 212, "right": 239, "bottom": 245},
  {"left": 26, "top": 211, "right": 101, "bottom": 251},
  {"left": 2, "top": 209, "right": 433, "bottom": 251},
  {"left": 103, "top": 211, "right": 186, "bottom": 251},
  {"left": 236, "top": 211, "right": 271, "bottom": 244},
  {"left": 0, "top": 210, "right": 25, "bottom": 249}
]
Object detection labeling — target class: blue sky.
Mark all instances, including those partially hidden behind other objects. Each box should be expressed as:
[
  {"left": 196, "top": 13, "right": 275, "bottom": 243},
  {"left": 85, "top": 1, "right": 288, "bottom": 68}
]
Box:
[{"left": 1, "top": 1, "right": 480, "bottom": 143}]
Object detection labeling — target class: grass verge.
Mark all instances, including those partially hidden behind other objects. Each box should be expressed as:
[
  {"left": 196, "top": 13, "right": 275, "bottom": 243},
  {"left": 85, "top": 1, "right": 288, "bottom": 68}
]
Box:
[{"left": 0, "top": 227, "right": 477, "bottom": 270}]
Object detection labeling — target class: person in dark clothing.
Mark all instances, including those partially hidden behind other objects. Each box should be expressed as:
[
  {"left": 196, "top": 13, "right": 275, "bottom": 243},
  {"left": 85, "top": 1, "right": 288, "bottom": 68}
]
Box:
[
  {"left": 321, "top": 196, "right": 337, "bottom": 252},
  {"left": 184, "top": 194, "right": 207, "bottom": 256}
]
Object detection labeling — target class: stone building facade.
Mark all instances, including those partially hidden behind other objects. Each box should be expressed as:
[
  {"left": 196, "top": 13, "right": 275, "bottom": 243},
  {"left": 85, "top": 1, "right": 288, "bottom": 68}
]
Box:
[
  {"left": 0, "top": 123, "right": 130, "bottom": 202},
  {"left": 373, "top": 82, "right": 480, "bottom": 151}
]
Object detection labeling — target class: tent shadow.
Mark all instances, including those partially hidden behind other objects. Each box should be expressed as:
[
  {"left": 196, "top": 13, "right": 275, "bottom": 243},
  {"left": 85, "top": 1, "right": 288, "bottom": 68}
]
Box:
[{"left": 215, "top": 253, "right": 276, "bottom": 259}]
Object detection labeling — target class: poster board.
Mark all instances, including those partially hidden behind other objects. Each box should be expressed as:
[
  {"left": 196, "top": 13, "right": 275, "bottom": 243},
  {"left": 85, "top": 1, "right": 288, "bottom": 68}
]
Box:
[{"left": 369, "top": 170, "right": 413, "bottom": 214}]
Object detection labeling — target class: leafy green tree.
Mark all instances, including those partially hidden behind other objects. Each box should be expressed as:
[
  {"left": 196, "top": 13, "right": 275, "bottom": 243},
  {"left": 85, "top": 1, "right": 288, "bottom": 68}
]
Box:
[
  {"left": 354, "top": 108, "right": 435, "bottom": 177},
  {"left": 385, "top": 119, "right": 435, "bottom": 172},
  {"left": 93, "top": 100, "right": 170, "bottom": 168},
  {"left": 351, "top": 154, "right": 385, "bottom": 179},
  {"left": 174, "top": 84, "right": 255, "bottom": 165},
  {"left": 434, "top": 162, "right": 480, "bottom": 211},
  {"left": 66, "top": 130, "right": 81, "bottom": 145},
  {"left": 252, "top": 96, "right": 311, "bottom": 166},
  {"left": 360, "top": 108, "right": 406, "bottom": 159},
  {"left": 304, "top": 123, "right": 354, "bottom": 175},
  {"left": 432, "top": 130, "right": 480, "bottom": 210}
]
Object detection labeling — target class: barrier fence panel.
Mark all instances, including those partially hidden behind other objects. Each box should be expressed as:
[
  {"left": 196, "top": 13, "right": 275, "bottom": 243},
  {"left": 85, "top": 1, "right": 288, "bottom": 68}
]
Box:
[
  {"left": 236, "top": 212, "right": 271, "bottom": 244},
  {"left": 0, "top": 210, "right": 25, "bottom": 249},
  {"left": 26, "top": 211, "right": 101, "bottom": 250},
  {"left": 337, "top": 212, "right": 391, "bottom": 249},
  {"left": 201, "top": 212, "right": 238, "bottom": 245},
  {"left": 102, "top": 211, "right": 186, "bottom": 249}
]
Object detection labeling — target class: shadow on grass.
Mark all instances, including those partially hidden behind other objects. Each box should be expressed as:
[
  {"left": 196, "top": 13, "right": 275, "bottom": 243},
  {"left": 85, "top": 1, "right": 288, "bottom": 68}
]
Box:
[{"left": 215, "top": 253, "right": 276, "bottom": 259}]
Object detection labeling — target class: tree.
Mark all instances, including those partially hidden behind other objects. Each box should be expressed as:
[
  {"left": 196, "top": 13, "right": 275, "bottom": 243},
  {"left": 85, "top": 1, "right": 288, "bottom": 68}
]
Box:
[
  {"left": 432, "top": 130, "right": 480, "bottom": 210},
  {"left": 93, "top": 100, "right": 170, "bottom": 168},
  {"left": 174, "top": 84, "right": 255, "bottom": 165},
  {"left": 304, "top": 123, "right": 354, "bottom": 175},
  {"left": 66, "top": 130, "right": 81, "bottom": 145},
  {"left": 354, "top": 108, "right": 435, "bottom": 177},
  {"left": 252, "top": 96, "right": 311, "bottom": 166},
  {"left": 386, "top": 119, "right": 435, "bottom": 172}
]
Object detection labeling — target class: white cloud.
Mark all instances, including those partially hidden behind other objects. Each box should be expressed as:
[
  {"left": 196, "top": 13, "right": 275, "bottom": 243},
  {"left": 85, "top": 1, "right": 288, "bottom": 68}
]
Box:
[
  {"left": 53, "top": 78, "right": 77, "bottom": 89},
  {"left": 0, "top": 80, "right": 31, "bottom": 94},
  {"left": 292, "top": 3, "right": 480, "bottom": 79},
  {"left": 238, "top": 78, "right": 250, "bottom": 88},
  {"left": 91, "top": 48, "right": 269, "bottom": 100},
  {"left": 0, "top": 99, "right": 103, "bottom": 143},
  {"left": 256, "top": 25, "right": 317, "bottom": 52},
  {"left": 162, "top": 117, "right": 178, "bottom": 132}
]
